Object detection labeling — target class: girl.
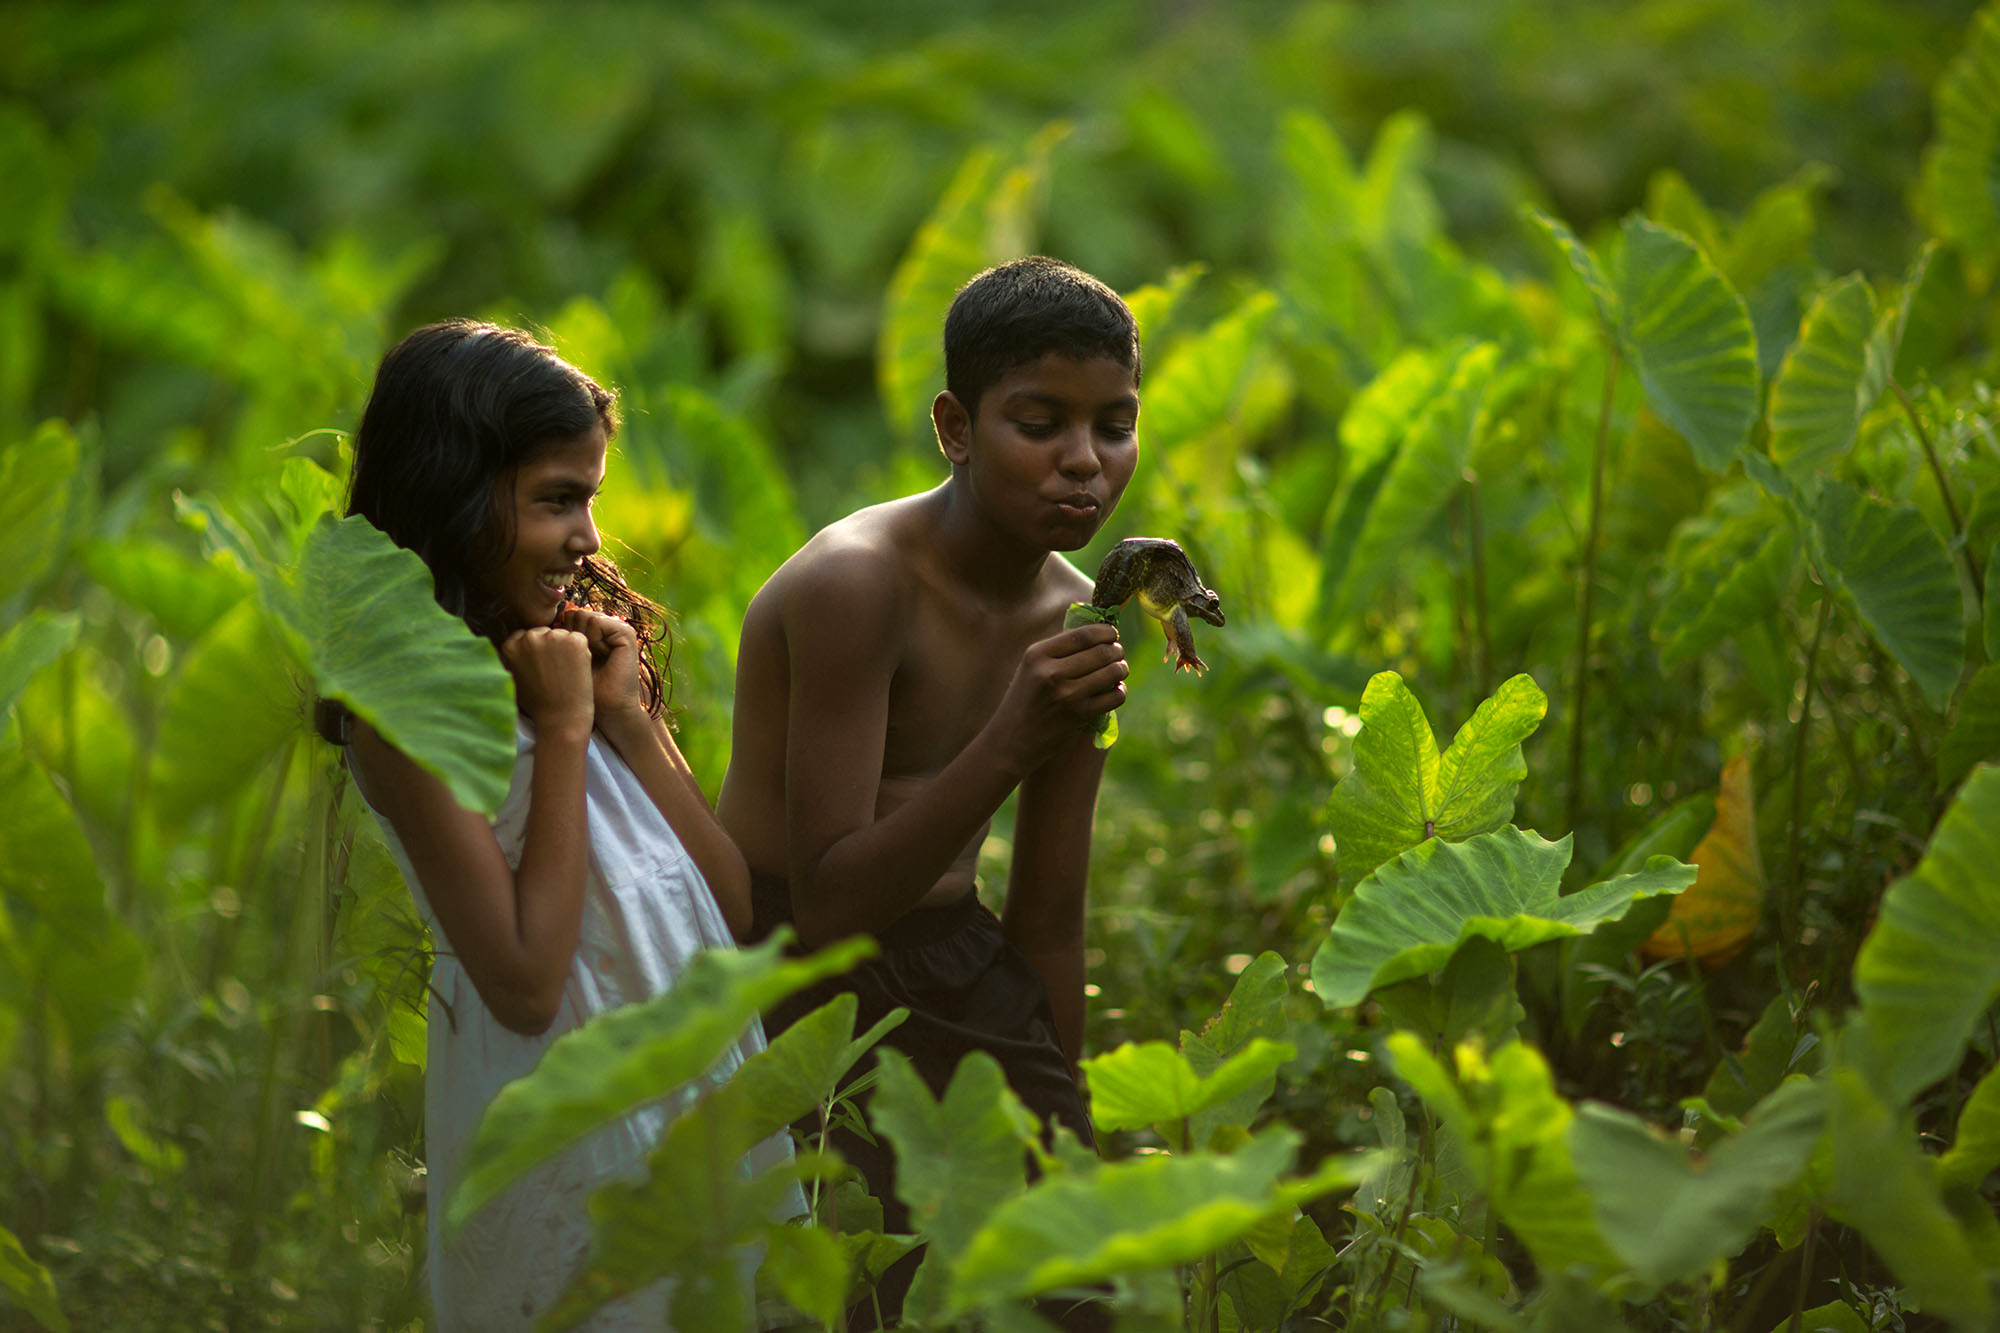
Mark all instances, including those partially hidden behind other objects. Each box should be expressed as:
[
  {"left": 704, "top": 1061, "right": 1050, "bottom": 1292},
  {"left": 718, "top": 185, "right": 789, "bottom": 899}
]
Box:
[{"left": 319, "top": 320, "right": 793, "bottom": 1330}]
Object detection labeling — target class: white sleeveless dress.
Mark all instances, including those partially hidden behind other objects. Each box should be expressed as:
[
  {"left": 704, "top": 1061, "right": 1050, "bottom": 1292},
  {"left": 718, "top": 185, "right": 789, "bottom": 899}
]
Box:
[{"left": 357, "top": 720, "right": 802, "bottom": 1331}]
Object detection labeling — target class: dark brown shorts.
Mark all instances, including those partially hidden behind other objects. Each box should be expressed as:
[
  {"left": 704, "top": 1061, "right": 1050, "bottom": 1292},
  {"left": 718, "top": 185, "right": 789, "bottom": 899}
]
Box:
[{"left": 747, "top": 871, "right": 1096, "bottom": 1230}]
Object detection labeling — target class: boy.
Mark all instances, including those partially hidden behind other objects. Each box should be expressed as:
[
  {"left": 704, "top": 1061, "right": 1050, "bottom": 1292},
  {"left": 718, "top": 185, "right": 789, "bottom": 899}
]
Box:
[{"left": 716, "top": 255, "right": 1140, "bottom": 1223}]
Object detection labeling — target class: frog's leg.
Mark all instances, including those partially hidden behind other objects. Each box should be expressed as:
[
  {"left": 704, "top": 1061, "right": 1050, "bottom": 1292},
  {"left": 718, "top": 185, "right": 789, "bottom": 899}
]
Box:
[{"left": 1165, "top": 606, "right": 1207, "bottom": 675}]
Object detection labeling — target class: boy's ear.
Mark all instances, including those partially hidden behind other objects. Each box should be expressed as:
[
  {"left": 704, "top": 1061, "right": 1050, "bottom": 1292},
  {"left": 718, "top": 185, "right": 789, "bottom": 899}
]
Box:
[{"left": 932, "top": 391, "right": 972, "bottom": 466}]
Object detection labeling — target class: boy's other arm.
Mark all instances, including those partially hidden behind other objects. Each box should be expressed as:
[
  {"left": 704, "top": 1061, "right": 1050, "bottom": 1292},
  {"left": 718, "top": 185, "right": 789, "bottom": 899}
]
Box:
[
  {"left": 783, "top": 552, "right": 1126, "bottom": 947},
  {"left": 1003, "top": 730, "right": 1109, "bottom": 1066}
]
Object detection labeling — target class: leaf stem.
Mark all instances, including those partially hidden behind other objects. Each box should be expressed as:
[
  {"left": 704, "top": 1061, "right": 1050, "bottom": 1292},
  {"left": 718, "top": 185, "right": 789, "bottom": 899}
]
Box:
[
  {"left": 1466, "top": 471, "right": 1493, "bottom": 703},
  {"left": 1782, "top": 579, "right": 1833, "bottom": 995},
  {"left": 1567, "top": 348, "right": 1620, "bottom": 839},
  {"left": 1787, "top": 1208, "right": 1820, "bottom": 1333},
  {"left": 1891, "top": 378, "right": 1985, "bottom": 607}
]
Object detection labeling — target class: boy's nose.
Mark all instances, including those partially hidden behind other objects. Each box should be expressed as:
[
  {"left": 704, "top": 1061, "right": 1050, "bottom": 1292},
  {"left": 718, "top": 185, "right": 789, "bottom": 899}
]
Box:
[{"left": 1057, "top": 428, "right": 1103, "bottom": 478}]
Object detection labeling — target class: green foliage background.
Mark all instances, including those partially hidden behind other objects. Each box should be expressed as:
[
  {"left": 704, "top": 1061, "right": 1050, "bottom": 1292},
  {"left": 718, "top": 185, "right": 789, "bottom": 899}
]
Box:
[{"left": 4, "top": 1, "right": 2000, "bottom": 1329}]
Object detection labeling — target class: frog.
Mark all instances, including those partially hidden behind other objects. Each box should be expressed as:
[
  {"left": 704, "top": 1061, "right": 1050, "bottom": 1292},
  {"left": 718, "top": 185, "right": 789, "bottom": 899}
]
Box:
[{"left": 1088, "top": 537, "right": 1226, "bottom": 674}]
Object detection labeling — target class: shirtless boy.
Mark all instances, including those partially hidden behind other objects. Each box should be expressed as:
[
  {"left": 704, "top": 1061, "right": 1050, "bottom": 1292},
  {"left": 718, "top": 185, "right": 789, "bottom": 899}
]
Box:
[{"left": 717, "top": 255, "right": 1140, "bottom": 1220}]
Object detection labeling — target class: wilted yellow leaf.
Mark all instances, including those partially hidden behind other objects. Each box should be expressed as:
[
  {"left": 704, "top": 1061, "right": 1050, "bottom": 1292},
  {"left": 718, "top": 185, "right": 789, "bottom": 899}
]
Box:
[{"left": 1641, "top": 753, "right": 1764, "bottom": 967}]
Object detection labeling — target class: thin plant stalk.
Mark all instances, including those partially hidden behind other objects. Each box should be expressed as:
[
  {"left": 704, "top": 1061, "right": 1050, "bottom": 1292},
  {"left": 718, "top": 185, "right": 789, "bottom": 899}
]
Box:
[
  {"left": 1366, "top": 1105, "right": 1429, "bottom": 1325},
  {"left": 231, "top": 751, "right": 335, "bottom": 1295},
  {"left": 1782, "top": 581, "right": 1834, "bottom": 997},
  {"left": 1449, "top": 489, "right": 1472, "bottom": 700},
  {"left": 1466, "top": 471, "right": 1493, "bottom": 702},
  {"left": 1891, "top": 379, "right": 1985, "bottom": 607},
  {"left": 1567, "top": 348, "right": 1620, "bottom": 839},
  {"left": 1787, "top": 1209, "right": 1820, "bottom": 1333}
]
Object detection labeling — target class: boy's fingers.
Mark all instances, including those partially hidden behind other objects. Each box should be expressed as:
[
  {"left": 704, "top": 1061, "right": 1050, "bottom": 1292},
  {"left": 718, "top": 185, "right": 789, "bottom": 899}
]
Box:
[{"left": 1047, "top": 623, "right": 1120, "bottom": 654}]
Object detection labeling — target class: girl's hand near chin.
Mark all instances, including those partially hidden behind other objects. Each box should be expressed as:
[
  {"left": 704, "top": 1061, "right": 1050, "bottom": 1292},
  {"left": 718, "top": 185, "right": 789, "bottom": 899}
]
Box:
[
  {"left": 500, "top": 626, "right": 595, "bottom": 739},
  {"left": 558, "top": 606, "right": 648, "bottom": 726}
]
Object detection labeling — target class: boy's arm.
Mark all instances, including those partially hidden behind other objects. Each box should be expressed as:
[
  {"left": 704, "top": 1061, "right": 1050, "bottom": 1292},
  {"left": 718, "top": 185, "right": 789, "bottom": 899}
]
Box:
[
  {"left": 1002, "top": 730, "right": 1108, "bottom": 1067},
  {"left": 783, "top": 550, "right": 1126, "bottom": 947}
]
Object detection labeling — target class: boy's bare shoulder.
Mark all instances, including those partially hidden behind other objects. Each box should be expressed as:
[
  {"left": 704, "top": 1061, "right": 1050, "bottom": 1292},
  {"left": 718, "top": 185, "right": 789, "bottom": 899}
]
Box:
[
  {"left": 761, "top": 497, "right": 926, "bottom": 638},
  {"left": 1045, "top": 550, "right": 1095, "bottom": 606}
]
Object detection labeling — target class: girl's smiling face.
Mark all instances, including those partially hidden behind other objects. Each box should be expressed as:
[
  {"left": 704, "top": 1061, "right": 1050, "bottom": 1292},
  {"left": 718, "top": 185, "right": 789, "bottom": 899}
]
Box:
[{"left": 492, "top": 426, "right": 607, "bottom": 631}]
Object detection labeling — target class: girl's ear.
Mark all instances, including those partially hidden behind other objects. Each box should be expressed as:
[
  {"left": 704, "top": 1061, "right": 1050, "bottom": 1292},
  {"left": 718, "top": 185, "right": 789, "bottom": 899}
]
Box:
[{"left": 932, "top": 391, "right": 973, "bottom": 466}]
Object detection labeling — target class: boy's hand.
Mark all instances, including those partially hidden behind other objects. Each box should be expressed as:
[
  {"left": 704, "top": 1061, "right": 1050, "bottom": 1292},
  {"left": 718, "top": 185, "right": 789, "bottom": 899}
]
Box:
[
  {"left": 991, "top": 622, "right": 1128, "bottom": 774},
  {"left": 559, "top": 606, "right": 647, "bottom": 722},
  {"left": 500, "top": 626, "right": 594, "bottom": 738}
]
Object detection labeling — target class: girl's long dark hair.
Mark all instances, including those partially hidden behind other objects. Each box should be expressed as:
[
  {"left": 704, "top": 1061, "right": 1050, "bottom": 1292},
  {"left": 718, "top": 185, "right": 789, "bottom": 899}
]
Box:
[{"left": 316, "top": 320, "right": 670, "bottom": 745}]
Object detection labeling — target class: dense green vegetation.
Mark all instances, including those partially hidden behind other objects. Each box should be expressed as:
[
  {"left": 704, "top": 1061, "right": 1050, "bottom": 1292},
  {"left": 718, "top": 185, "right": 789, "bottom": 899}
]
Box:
[{"left": 5, "top": 1, "right": 2000, "bottom": 1328}]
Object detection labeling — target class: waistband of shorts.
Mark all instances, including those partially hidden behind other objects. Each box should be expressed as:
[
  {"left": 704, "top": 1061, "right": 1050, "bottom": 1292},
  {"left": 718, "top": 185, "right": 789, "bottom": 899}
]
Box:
[{"left": 749, "top": 868, "right": 986, "bottom": 951}]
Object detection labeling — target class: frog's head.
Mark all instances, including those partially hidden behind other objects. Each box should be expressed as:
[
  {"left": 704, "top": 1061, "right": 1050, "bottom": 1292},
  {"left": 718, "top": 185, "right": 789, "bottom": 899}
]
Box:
[{"left": 1183, "top": 587, "right": 1225, "bottom": 627}]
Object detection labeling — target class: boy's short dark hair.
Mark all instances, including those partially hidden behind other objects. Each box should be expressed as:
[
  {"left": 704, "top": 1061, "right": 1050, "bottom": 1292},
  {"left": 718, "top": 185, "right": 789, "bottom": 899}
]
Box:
[{"left": 943, "top": 256, "right": 1141, "bottom": 419}]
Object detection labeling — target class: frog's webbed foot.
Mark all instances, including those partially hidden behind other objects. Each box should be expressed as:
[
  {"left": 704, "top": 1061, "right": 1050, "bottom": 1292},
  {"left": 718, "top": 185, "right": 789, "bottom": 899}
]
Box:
[{"left": 1162, "top": 608, "right": 1207, "bottom": 675}]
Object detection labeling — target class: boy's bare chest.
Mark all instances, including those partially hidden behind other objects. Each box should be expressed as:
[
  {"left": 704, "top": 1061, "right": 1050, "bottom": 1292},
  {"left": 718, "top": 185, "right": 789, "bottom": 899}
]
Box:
[{"left": 881, "top": 592, "right": 1054, "bottom": 773}]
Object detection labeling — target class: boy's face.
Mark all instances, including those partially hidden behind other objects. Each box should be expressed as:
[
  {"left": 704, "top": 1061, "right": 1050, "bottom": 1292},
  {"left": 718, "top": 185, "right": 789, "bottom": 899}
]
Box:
[{"left": 943, "top": 353, "right": 1140, "bottom": 552}]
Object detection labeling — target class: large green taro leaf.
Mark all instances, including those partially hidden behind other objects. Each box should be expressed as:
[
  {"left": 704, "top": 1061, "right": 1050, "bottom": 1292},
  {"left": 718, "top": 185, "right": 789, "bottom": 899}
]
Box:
[
  {"left": 759, "top": 1222, "right": 853, "bottom": 1333},
  {"left": 287, "top": 514, "right": 517, "bottom": 816},
  {"left": 1847, "top": 765, "right": 2000, "bottom": 1106},
  {"left": 872, "top": 1049, "right": 1033, "bottom": 1263},
  {"left": 542, "top": 994, "right": 901, "bottom": 1332},
  {"left": 1321, "top": 342, "right": 1497, "bottom": 623},
  {"left": 871, "top": 1048, "right": 1037, "bottom": 1324},
  {"left": 1921, "top": 4, "right": 2000, "bottom": 263},
  {"left": 1179, "top": 952, "right": 1291, "bottom": 1145},
  {"left": 876, "top": 126, "right": 1064, "bottom": 447},
  {"left": 1768, "top": 274, "right": 1882, "bottom": 478},
  {"left": 150, "top": 599, "right": 299, "bottom": 827},
  {"left": 1143, "top": 289, "right": 1277, "bottom": 466},
  {"left": 725, "top": 992, "right": 907, "bottom": 1145},
  {"left": 1386, "top": 1035, "right": 1620, "bottom": 1279},
  {"left": 1313, "top": 827, "right": 1693, "bottom": 1008},
  {"left": 0, "top": 747, "right": 141, "bottom": 1047},
  {"left": 1312, "top": 348, "right": 1445, "bottom": 632},
  {"left": 81, "top": 538, "right": 248, "bottom": 642},
  {"left": 1570, "top": 1078, "right": 1824, "bottom": 1291},
  {"left": 1081, "top": 1038, "right": 1295, "bottom": 1143},
  {"left": 0, "top": 420, "right": 78, "bottom": 610},
  {"left": 448, "top": 933, "right": 872, "bottom": 1233},
  {"left": 544, "top": 1095, "right": 816, "bottom": 1333},
  {"left": 1327, "top": 671, "right": 1548, "bottom": 892},
  {"left": 0, "top": 610, "right": 78, "bottom": 727},
  {"left": 1811, "top": 480, "right": 1966, "bottom": 711},
  {"left": 1941, "top": 665, "right": 2000, "bottom": 789},
  {"left": 1939, "top": 1061, "right": 2000, "bottom": 1192},
  {"left": 0, "top": 1222, "right": 67, "bottom": 1333},
  {"left": 1530, "top": 211, "right": 1759, "bottom": 471},
  {"left": 1529, "top": 209, "right": 1618, "bottom": 332},
  {"left": 1614, "top": 217, "right": 1761, "bottom": 471},
  {"left": 877, "top": 147, "right": 1004, "bottom": 447},
  {"left": 1826, "top": 1066, "right": 1995, "bottom": 1329},
  {"left": 662, "top": 385, "right": 805, "bottom": 558},
  {"left": 1655, "top": 498, "right": 1797, "bottom": 668},
  {"left": 1987, "top": 541, "right": 2000, "bottom": 661},
  {"left": 946, "top": 1127, "right": 1381, "bottom": 1316},
  {"left": 1696, "top": 993, "right": 1820, "bottom": 1142}
]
